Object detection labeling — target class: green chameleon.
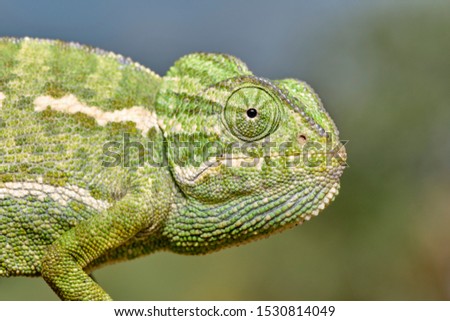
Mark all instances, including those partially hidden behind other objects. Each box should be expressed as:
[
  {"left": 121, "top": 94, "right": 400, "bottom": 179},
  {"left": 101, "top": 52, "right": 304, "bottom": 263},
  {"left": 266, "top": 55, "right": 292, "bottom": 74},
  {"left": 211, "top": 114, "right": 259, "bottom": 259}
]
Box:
[{"left": 0, "top": 37, "right": 346, "bottom": 300}]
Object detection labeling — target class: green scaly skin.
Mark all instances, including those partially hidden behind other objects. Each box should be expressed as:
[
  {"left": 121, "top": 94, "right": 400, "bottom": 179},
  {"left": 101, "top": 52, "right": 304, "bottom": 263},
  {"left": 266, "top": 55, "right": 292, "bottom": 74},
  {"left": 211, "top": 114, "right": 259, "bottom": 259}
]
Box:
[{"left": 0, "top": 37, "right": 346, "bottom": 300}]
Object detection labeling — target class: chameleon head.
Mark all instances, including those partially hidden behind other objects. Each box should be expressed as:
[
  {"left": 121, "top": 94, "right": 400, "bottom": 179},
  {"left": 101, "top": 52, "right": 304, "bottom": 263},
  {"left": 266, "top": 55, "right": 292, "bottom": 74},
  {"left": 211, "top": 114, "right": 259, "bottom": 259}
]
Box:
[{"left": 157, "top": 53, "right": 347, "bottom": 254}]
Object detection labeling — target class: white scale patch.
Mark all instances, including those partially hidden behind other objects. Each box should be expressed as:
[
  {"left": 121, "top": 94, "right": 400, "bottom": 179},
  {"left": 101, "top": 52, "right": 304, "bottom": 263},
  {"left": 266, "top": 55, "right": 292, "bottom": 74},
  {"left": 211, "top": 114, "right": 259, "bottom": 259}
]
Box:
[
  {"left": 33, "top": 94, "right": 158, "bottom": 136},
  {"left": 0, "top": 92, "right": 5, "bottom": 109},
  {"left": 0, "top": 180, "right": 110, "bottom": 212}
]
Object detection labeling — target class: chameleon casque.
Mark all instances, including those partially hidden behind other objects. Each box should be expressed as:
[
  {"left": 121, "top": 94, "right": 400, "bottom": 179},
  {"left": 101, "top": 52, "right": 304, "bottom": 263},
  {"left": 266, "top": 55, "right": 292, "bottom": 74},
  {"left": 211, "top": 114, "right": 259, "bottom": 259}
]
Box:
[{"left": 0, "top": 37, "right": 346, "bottom": 300}]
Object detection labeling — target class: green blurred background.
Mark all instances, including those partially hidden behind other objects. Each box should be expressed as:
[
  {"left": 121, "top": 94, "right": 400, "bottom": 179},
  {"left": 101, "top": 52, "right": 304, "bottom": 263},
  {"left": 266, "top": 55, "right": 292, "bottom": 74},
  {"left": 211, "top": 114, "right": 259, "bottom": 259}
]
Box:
[{"left": 1, "top": 0, "right": 449, "bottom": 300}]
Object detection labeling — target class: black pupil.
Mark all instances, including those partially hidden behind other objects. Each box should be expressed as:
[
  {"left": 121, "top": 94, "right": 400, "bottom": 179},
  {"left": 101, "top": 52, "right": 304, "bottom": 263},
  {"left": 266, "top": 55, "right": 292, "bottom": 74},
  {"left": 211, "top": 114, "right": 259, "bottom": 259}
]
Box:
[{"left": 246, "top": 108, "right": 258, "bottom": 118}]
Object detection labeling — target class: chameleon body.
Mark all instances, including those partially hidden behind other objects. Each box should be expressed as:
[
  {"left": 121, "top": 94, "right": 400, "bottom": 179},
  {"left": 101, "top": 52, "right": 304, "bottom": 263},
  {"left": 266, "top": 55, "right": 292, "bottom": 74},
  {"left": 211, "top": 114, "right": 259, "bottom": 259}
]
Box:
[{"left": 0, "top": 37, "right": 346, "bottom": 300}]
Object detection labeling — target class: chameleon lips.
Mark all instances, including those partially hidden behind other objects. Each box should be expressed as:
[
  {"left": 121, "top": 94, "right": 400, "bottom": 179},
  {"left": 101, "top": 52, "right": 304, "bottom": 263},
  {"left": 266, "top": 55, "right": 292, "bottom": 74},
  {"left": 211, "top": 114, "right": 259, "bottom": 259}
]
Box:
[
  {"left": 171, "top": 161, "right": 219, "bottom": 184},
  {"left": 171, "top": 157, "right": 262, "bottom": 188},
  {"left": 172, "top": 146, "right": 346, "bottom": 193}
]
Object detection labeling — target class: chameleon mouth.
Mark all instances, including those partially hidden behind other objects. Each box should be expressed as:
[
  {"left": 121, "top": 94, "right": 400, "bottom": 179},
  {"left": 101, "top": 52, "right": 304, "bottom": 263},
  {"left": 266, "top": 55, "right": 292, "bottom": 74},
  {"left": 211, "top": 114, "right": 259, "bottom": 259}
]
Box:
[
  {"left": 180, "top": 156, "right": 269, "bottom": 183},
  {"left": 172, "top": 157, "right": 261, "bottom": 184},
  {"left": 181, "top": 161, "right": 219, "bottom": 182},
  {"left": 176, "top": 151, "right": 346, "bottom": 185}
]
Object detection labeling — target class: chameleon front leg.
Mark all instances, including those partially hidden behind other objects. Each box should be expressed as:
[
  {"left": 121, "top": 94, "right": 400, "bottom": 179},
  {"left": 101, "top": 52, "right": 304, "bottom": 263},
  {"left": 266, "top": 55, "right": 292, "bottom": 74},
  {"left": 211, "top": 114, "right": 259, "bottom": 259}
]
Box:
[{"left": 41, "top": 197, "right": 153, "bottom": 301}]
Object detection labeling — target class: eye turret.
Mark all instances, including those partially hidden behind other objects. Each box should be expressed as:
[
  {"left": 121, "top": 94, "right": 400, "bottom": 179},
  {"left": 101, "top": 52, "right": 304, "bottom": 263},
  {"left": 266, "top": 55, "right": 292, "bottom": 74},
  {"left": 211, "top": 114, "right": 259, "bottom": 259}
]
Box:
[{"left": 222, "top": 87, "right": 280, "bottom": 142}]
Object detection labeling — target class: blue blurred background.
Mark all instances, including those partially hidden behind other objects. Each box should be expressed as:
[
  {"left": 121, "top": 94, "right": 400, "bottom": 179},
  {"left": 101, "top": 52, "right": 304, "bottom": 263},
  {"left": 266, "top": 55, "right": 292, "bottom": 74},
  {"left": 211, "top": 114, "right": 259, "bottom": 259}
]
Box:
[{"left": 1, "top": 0, "right": 450, "bottom": 300}]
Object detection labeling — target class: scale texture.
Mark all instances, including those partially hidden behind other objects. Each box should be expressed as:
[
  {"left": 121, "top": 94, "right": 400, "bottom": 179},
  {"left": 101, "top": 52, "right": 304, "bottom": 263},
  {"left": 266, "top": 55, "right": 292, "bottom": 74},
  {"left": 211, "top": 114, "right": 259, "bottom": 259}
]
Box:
[{"left": 0, "top": 37, "right": 346, "bottom": 300}]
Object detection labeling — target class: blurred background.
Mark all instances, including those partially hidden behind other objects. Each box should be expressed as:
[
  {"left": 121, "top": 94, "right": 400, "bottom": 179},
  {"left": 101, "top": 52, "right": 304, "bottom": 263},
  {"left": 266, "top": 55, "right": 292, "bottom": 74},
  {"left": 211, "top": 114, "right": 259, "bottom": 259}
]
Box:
[{"left": 1, "top": 0, "right": 449, "bottom": 300}]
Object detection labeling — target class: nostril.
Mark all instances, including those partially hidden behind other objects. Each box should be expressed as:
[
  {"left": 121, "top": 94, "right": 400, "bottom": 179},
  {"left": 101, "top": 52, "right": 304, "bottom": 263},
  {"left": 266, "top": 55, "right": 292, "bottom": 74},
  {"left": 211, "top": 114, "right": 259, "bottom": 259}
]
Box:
[{"left": 297, "top": 134, "right": 307, "bottom": 145}]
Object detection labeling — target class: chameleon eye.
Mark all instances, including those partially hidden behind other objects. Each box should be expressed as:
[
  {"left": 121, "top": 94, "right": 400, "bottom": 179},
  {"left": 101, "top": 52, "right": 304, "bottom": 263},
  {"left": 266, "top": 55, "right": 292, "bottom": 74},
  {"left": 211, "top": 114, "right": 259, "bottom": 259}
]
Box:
[{"left": 223, "top": 87, "right": 280, "bottom": 141}]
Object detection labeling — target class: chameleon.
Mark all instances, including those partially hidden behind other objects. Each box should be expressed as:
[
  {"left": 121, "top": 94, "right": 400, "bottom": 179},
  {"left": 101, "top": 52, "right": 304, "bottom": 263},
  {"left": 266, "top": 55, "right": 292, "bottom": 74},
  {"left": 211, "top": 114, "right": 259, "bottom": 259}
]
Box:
[{"left": 0, "top": 37, "right": 346, "bottom": 300}]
